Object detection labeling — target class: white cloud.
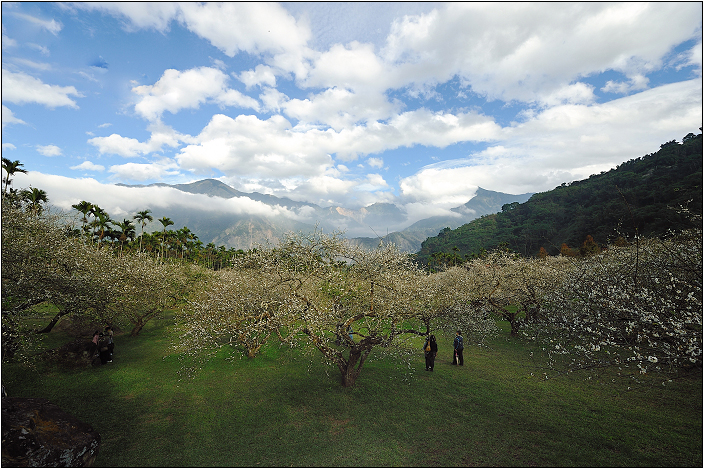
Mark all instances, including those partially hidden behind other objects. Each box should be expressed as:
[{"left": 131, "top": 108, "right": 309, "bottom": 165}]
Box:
[
  {"left": 37, "top": 144, "right": 62, "bottom": 157},
  {"left": 541, "top": 82, "right": 596, "bottom": 106},
  {"left": 2, "top": 34, "right": 17, "bottom": 49},
  {"left": 2, "top": 105, "right": 26, "bottom": 128},
  {"left": 88, "top": 121, "right": 193, "bottom": 157},
  {"left": 210, "top": 58, "right": 227, "bottom": 70},
  {"left": 88, "top": 134, "right": 152, "bottom": 158},
  {"left": 70, "top": 161, "right": 105, "bottom": 172},
  {"left": 132, "top": 66, "right": 259, "bottom": 121},
  {"left": 259, "top": 87, "right": 289, "bottom": 113},
  {"left": 71, "top": 3, "right": 182, "bottom": 32},
  {"left": 177, "top": 114, "right": 334, "bottom": 179},
  {"left": 283, "top": 87, "right": 398, "bottom": 130},
  {"left": 10, "top": 58, "right": 52, "bottom": 71},
  {"left": 108, "top": 159, "right": 181, "bottom": 182},
  {"left": 79, "top": 3, "right": 311, "bottom": 63},
  {"left": 400, "top": 79, "right": 703, "bottom": 204},
  {"left": 304, "top": 41, "right": 387, "bottom": 91},
  {"left": 13, "top": 171, "right": 302, "bottom": 221},
  {"left": 27, "top": 43, "right": 50, "bottom": 55},
  {"left": 214, "top": 89, "right": 260, "bottom": 110},
  {"left": 12, "top": 12, "right": 62, "bottom": 35},
  {"left": 239, "top": 65, "right": 277, "bottom": 89},
  {"left": 684, "top": 41, "right": 703, "bottom": 71},
  {"left": 177, "top": 3, "right": 311, "bottom": 58},
  {"left": 367, "top": 157, "right": 384, "bottom": 168},
  {"left": 355, "top": 173, "right": 389, "bottom": 192},
  {"left": 176, "top": 107, "right": 503, "bottom": 183},
  {"left": 2, "top": 143, "right": 17, "bottom": 151},
  {"left": 602, "top": 75, "right": 650, "bottom": 95},
  {"left": 378, "top": 3, "right": 702, "bottom": 104},
  {"left": 2, "top": 70, "right": 83, "bottom": 108}
]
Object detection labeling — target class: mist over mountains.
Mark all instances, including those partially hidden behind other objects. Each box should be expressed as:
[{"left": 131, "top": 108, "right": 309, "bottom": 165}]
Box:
[{"left": 116, "top": 179, "right": 532, "bottom": 252}]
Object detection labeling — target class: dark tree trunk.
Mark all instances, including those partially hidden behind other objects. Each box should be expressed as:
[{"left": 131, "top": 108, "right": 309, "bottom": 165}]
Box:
[
  {"left": 508, "top": 314, "right": 520, "bottom": 336},
  {"left": 337, "top": 340, "right": 378, "bottom": 387},
  {"left": 339, "top": 348, "right": 364, "bottom": 387},
  {"left": 130, "top": 309, "right": 161, "bottom": 336},
  {"left": 130, "top": 321, "right": 144, "bottom": 337},
  {"left": 36, "top": 310, "right": 70, "bottom": 334}
]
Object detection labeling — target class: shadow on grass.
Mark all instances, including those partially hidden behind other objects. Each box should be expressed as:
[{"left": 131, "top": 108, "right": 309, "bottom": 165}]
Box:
[{"left": 3, "top": 316, "right": 701, "bottom": 467}]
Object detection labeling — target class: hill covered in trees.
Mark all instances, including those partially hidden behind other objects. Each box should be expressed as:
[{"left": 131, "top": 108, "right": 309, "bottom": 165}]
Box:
[{"left": 417, "top": 132, "right": 703, "bottom": 264}]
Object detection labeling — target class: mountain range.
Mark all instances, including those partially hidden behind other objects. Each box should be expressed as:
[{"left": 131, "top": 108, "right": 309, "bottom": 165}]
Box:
[
  {"left": 116, "top": 180, "right": 532, "bottom": 252},
  {"left": 417, "top": 133, "right": 703, "bottom": 262}
]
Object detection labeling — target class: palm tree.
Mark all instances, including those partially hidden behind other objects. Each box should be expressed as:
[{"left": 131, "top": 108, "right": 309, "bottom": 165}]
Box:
[
  {"left": 2, "top": 158, "right": 27, "bottom": 195},
  {"left": 115, "top": 218, "right": 136, "bottom": 255},
  {"left": 72, "top": 200, "right": 94, "bottom": 239},
  {"left": 90, "top": 209, "right": 112, "bottom": 247},
  {"left": 19, "top": 187, "right": 48, "bottom": 215},
  {"left": 133, "top": 209, "right": 153, "bottom": 252},
  {"left": 157, "top": 216, "right": 174, "bottom": 259},
  {"left": 176, "top": 226, "right": 198, "bottom": 259}
]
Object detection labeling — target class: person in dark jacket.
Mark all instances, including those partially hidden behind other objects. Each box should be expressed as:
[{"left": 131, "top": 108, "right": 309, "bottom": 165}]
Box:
[
  {"left": 105, "top": 326, "right": 114, "bottom": 362},
  {"left": 452, "top": 330, "right": 464, "bottom": 366},
  {"left": 423, "top": 335, "right": 438, "bottom": 371}
]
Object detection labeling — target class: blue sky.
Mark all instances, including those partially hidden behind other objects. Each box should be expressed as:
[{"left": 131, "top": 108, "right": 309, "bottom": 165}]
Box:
[{"left": 2, "top": 2, "right": 702, "bottom": 234}]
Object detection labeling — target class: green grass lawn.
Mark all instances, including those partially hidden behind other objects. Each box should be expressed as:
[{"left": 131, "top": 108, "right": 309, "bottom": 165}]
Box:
[{"left": 2, "top": 314, "right": 701, "bottom": 467}]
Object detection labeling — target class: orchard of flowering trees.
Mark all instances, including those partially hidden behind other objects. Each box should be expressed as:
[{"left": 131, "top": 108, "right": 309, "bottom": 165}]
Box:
[
  {"left": 2, "top": 165, "right": 701, "bottom": 386},
  {"left": 1, "top": 201, "right": 202, "bottom": 360},
  {"left": 178, "top": 230, "right": 496, "bottom": 387},
  {"left": 523, "top": 219, "right": 703, "bottom": 377}
]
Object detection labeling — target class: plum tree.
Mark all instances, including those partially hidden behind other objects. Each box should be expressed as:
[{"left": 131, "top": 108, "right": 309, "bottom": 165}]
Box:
[{"left": 178, "top": 230, "right": 496, "bottom": 387}]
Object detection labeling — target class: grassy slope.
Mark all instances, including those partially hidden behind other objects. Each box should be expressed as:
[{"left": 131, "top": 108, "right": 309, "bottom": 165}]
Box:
[{"left": 2, "top": 314, "right": 701, "bottom": 467}]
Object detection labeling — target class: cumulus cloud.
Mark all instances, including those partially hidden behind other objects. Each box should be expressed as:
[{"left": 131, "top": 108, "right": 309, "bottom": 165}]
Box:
[
  {"left": 239, "top": 65, "right": 277, "bottom": 89},
  {"left": 2, "top": 70, "right": 83, "bottom": 108},
  {"left": 36, "top": 144, "right": 62, "bottom": 157},
  {"left": 69, "top": 2, "right": 182, "bottom": 32},
  {"left": 602, "top": 75, "right": 650, "bottom": 95},
  {"left": 175, "top": 107, "right": 502, "bottom": 184},
  {"left": 77, "top": 2, "right": 311, "bottom": 62},
  {"left": 304, "top": 41, "right": 387, "bottom": 91},
  {"left": 132, "top": 66, "right": 259, "bottom": 120},
  {"left": 400, "top": 79, "right": 703, "bottom": 204},
  {"left": 177, "top": 113, "right": 334, "bottom": 179},
  {"left": 88, "top": 121, "right": 192, "bottom": 157},
  {"left": 88, "top": 134, "right": 153, "bottom": 158},
  {"left": 283, "top": 87, "right": 399, "bottom": 130},
  {"left": 259, "top": 87, "right": 289, "bottom": 113},
  {"left": 70, "top": 161, "right": 105, "bottom": 172},
  {"left": 108, "top": 159, "right": 181, "bottom": 182},
  {"left": 2, "top": 105, "right": 26, "bottom": 128},
  {"left": 178, "top": 3, "right": 311, "bottom": 58},
  {"left": 367, "top": 157, "right": 384, "bottom": 168},
  {"left": 379, "top": 3, "right": 702, "bottom": 104}
]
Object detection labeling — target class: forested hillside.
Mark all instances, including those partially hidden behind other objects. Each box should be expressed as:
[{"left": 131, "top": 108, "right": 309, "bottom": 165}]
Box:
[{"left": 417, "top": 132, "right": 702, "bottom": 263}]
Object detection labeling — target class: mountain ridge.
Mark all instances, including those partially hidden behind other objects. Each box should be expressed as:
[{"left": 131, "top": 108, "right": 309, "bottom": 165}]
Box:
[
  {"left": 116, "top": 180, "right": 532, "bottom": 252},
  {"left": 417, "top": 133, "right": 703, "bottom": 263}
]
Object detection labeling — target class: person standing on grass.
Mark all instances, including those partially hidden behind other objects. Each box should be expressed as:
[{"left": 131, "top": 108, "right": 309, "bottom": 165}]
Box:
[
  {"left": 91, "top": 331, "right": 100, "bottom": 357},
  {"left": 452, "top": 330, "right": 464, "bottom": 366},
  {"left": 423, "top": 334, "right": 438, "bottom": 371},
  {"left": 105, "top": 326, "right": 114, "bottom": 362}
]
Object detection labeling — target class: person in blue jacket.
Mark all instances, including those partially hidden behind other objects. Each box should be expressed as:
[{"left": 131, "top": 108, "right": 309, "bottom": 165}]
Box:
[{"left": 452, "top": 330, "right": 464, "bottom": 366}]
